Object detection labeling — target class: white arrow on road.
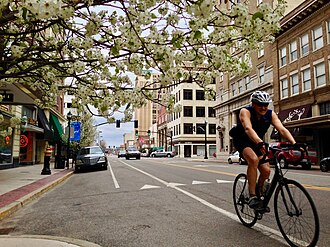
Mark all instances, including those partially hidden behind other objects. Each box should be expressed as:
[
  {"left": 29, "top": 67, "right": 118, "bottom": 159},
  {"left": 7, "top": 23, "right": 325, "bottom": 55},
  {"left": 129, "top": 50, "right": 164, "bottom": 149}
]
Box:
[
  {"left": 140, "top": 185, "right": 161, "bottom": 190},
  {"left": 216, "top": 179, "right": 234, "bottom": 184},
  {"left": 167, "top": 182, "right": 186, "bottom": 188},
  {"left": 192, "top": 180, "right": 212, "bottom": 185}
]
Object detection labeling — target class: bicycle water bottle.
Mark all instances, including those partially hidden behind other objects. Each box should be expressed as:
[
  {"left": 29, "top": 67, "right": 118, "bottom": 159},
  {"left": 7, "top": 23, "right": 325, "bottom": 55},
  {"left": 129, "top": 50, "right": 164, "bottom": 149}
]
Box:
[{"left": 263, "top": 179, "right": 271, "bottom": 196}]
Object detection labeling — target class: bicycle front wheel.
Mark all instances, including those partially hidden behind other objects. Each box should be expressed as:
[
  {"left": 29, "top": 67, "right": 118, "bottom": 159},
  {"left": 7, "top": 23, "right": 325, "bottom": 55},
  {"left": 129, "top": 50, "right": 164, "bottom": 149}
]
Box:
[
  {"left": 274, "top": 179, "right": 319, "bottom": 247},
  {"left": 233, "top": 173, "right": 258, "bottom": 227}
]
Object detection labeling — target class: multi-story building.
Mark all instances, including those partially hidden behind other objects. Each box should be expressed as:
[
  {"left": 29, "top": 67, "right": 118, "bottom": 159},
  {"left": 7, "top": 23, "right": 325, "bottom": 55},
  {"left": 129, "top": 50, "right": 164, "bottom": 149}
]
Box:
[
  {"left": 167, "top": 77, "right": 217, "bottom": 158},
  {"left": 272, "top": 0, "right": 330, "bottom": 159},
  {"left": 134, "top": 71, "right": 161, "bottom": 150},
  {"left": 214, "top": 0, "right": 308, "bottom": 161}
]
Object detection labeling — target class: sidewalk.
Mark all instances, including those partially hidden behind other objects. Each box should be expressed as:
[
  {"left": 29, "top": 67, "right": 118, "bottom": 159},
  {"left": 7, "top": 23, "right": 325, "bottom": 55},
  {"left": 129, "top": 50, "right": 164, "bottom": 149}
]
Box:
[{"left": 0, "top": 164, "right": 101, "bottom": 247}]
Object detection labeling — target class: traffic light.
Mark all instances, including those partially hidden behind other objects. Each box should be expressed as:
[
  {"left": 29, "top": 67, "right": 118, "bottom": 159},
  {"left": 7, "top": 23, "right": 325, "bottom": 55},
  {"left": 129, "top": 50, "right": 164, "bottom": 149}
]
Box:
[
  {"left": 134, "top": 120, "right": 138, "bottom": 128},
  {"left": 147, "top": 130, "right": 151, "bottom": 136},
  {"left": 116, "top": 119, "right": 120, "bottom": 128},
  {"left": 135, "top": 130, "right": 138, "bottom": 136}
]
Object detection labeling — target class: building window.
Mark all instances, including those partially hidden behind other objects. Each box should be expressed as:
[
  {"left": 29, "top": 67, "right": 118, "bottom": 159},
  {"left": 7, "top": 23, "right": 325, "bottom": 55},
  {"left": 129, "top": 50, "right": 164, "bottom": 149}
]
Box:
[
  {"left": 300, "top": 33, "right": 309, "bottom": 56},
  {"left": 196, "top": 107, "right": 205, "bottom": 117},
  {"left": 320, "top": 101, "right": 330, "bottom": 115},
  {"left": 231, "top": 83, "right": 236, "bottom": 96},
  {"left": 289, "top": 40, "right": 298, "bottom": 62},
  {"left": 209, "top": 124, "right": 216, "bottom": 135},
  {"left": 208, "top": 107, "right": 215, "bottom": 118},
  {"left": 314, "top": 62, "right": 326, "bottom": 87},
  {"left": 245, "top": 75, "right": 250, "bottom": 90},
  {"left": 196, "top": 123, "right": 206, "bottom": 134},
  {"left": 184, "top": 123, "right": 193, "bottom": 134},
  {"left": 312, "top": 25, "right": 323, "bottom": 50},
  {"left": 258, "top": 43, "right": 264, "bottom": 57},
  {"left": 183, "top": 89, "right": 193, "bottom": 100},
  {"left": 183, "top": 106, "right": 193, "bottom": 117},
  {"left": 257, "top": 0, "right": 263, "bottom": 5},
  {"left": 301, "top": 68, "right": 311, "bottom": 92},
  {"left": 238, "top": 79, "right": 243, "bottom": 93},
  {"left": 279, "top": 47, "right": 287, "bottom": 67},
  {"left": 290, "top": 73, "right": 299, "bottom": 96},
  {"left": 196, "top": 90, "right": 205, "bottom": 100},
  {"left": 66, "top": 102, "right": 72, "bottom": 108},
  {"left": 280, "top": 78, "right": 288, "bottom": 99},
  {"left": 327, "top": 20, "right": 330, "bottom": 44},
  {"left": 258, "top": 66, "right": 265, "bottom": 84}
]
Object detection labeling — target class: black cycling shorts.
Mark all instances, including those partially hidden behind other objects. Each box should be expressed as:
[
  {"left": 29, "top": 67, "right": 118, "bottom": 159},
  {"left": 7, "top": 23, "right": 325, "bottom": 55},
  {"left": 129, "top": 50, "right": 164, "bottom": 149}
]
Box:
[{"left": 233, "top": 137, "right": 263, "bottom": 157}]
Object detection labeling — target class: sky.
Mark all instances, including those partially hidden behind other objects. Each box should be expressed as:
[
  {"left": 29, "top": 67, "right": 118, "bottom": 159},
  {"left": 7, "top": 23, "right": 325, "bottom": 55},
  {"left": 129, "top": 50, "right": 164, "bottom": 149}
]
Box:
[{"left": 93, "top": 115, "right": 134, "bottom": 148}]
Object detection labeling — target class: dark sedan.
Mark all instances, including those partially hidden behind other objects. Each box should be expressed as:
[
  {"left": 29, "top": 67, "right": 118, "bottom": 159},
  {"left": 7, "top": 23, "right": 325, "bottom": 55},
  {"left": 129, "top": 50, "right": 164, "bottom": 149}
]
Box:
[
  {"left": 126, "top": 147, "right": 141, "bottom": 160},
  {"left": 75, "top": 146, "right": 108, "bottom": 172},
  {"left": 320, "top": 157, "right": 330, "bottom": 172}
]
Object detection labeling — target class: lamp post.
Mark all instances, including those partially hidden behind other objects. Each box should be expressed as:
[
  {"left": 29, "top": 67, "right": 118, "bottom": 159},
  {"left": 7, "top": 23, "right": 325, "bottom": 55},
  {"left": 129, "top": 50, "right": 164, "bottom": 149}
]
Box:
[
  {"left": 66, "top": 111, "right": 72, "bottom": 169},
  {"left": 204, "top": 120, "right": 208, "bottom": 159}
]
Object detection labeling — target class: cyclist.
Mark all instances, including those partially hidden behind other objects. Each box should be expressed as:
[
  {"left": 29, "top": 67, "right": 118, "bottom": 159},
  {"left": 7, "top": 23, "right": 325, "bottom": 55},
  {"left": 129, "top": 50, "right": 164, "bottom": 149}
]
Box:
[{"left": 229, "top": 91, "right": 297, "bottom": 209}]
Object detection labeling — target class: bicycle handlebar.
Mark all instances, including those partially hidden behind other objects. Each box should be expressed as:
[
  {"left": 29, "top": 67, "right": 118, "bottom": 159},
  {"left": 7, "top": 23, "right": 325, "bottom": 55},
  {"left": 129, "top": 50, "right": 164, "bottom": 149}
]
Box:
[{"left": 260, "top": 143, "right": 308, "bottom": 166}]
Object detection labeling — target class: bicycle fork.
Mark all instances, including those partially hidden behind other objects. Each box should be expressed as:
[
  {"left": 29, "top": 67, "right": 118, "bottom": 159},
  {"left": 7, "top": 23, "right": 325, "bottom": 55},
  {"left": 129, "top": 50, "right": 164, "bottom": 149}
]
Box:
[{"left": 279, "top": 181, "right": 302, "bottom": 217}]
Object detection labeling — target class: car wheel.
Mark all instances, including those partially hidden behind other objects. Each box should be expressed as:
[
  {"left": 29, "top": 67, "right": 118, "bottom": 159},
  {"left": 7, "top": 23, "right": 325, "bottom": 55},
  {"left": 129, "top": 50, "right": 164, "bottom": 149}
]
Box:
[
  {"left": 279, "top": 157, "right": 288, "bottom": 169},
  {"left": 228, "top": 158, "right": 233, "bottom": 164},
  {"left": 167, "top": 154, "right": 171, "bottom": 158},
  {"left": 239, "top": 158, "right": 245, "bottom": 165},
  {"left": 151, "top": 154, "right": 155, "bottom": 158},
  {"left": 126, "top": 156, "right": 129, "bottom": 160},
  {"left": 302, "top": 163, "right": 311, "bottom": 170},
  {"left": 137, "top": 156, "right": 140, "bottom": 160},
  {"left": 320, "top": 161, "right": 329, "bottom": 172}
]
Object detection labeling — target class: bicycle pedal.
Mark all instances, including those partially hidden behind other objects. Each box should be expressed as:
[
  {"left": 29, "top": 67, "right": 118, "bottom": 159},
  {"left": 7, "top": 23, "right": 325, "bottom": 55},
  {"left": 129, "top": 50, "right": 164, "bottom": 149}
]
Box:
[{"left": 257, "top": 213, "right": 263, "bottom": 220}]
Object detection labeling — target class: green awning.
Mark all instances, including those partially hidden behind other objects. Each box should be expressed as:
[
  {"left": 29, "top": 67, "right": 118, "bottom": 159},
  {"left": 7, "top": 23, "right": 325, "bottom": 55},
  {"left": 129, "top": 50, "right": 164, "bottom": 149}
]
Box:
[{"left": 50, "top": 113, "right": 64, "bottom": 142}]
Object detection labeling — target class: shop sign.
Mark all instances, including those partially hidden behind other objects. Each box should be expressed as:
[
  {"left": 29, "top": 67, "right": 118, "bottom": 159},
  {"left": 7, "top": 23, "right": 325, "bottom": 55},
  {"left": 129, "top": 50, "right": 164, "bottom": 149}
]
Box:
[
  {"left": 20, "top": 135, "right": 28, "bottom": 147},
  {"left": 71, "top": 122, "right": 81, "bottom": 141}
]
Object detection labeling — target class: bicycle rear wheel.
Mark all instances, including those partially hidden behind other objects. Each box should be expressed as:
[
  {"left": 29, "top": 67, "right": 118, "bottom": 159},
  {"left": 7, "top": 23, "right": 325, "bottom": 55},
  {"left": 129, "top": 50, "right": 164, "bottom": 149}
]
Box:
[
  {"left": 233, "top": 173, "right": 258, "bottom": 227},
  {"left": 274, "top": 179, "right": 319, "bottom": 247}
]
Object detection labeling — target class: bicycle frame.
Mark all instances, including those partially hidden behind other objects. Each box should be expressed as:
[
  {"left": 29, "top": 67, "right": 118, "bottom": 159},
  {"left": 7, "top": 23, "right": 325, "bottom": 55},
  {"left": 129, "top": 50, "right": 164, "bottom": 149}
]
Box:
[{"left": 259, "top": 145, "right": 305, "bottom": 212}]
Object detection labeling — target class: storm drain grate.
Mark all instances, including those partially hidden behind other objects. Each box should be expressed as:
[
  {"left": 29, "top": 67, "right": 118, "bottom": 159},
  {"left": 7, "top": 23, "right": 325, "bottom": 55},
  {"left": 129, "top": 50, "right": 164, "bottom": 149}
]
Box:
[{"left": 0, "top": 227, "right": 15, "bottom": 235}]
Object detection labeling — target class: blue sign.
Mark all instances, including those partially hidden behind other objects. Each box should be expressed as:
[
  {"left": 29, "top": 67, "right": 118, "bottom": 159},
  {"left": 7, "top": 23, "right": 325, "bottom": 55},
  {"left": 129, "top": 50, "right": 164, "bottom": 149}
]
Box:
[{"left": 71, "top": 122, "right": 81, "bottom": 141}]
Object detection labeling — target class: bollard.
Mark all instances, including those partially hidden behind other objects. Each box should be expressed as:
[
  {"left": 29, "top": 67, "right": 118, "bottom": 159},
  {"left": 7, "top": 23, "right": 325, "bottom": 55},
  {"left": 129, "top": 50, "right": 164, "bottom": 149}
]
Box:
[{"left": 41, "top": 147, "right": 52, "bottom": 175}]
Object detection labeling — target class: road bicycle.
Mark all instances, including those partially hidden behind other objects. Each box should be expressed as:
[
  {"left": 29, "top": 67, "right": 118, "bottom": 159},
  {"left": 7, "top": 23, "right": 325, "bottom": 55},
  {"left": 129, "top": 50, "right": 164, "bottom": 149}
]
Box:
[{"left": 233, "top": 143, "right": 319, "bottom": 247}]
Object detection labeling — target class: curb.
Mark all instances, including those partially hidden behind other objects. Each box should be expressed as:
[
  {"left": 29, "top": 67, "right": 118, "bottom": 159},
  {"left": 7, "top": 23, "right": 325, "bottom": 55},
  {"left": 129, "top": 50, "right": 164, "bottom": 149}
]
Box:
[
  {"left": 0, "top": 170, "right": 74, "bottom": 221},
  {"left": 0, "top": 235, "right": 102, "bottom": 247}
]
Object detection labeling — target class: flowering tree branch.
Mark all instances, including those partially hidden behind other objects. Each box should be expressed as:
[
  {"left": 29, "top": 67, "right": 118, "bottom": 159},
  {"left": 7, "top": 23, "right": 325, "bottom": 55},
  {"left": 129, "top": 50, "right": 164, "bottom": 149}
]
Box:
[{"left": 0, "top": 0, "right": 286, "bottom": 122}]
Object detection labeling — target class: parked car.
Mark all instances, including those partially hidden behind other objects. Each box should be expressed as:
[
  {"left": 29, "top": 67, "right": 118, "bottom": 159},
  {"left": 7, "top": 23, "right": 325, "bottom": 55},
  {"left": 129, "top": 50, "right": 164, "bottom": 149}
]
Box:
[
  {"left": 126, "top": 147, "right": 141, "bottom": 160},
  {"left": 228, "top": 151, "right": 246, "bottom": 165},
  {"left": 75, "top": 146, "right": 108, "bottom": 172},
  {"left": 150, "top": 149, "right": 175, "bottom": 158},
  {"left": 320, "top": 157, "right": 330, "bottom": 172},
  {"left": 268, "top": 142, "right": 317, "bottom": 170},
  {"left": 117, "top": 150, "right": 126, "bottom": 158}
]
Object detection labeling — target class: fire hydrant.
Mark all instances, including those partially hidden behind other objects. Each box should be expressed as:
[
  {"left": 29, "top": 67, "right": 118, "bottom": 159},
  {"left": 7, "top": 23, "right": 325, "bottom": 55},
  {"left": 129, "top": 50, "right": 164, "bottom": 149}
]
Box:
[{"left": 41, "top": 146, "right": 52, "bottom": 175}]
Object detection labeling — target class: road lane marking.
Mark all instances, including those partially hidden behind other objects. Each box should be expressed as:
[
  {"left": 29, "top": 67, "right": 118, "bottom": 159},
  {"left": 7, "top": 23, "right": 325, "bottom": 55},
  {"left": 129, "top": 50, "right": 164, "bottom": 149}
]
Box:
[
  {"left": 216, "top": 179, "right": 234, "bottom": 184},
  {"left": 192, "top": 180, "right": 211, "bottom": 185},
  {"left": 140, "top": 185, "right": 161, "bottom": 190},
  {"left": 119, "top": 160, "right": 291, "bottom": 245},
  {"left": 167, "top": 182, "right": 186, "bottom": 187},
  {"left": 108, "top": 160, "right": 120, "bottom": 189}
]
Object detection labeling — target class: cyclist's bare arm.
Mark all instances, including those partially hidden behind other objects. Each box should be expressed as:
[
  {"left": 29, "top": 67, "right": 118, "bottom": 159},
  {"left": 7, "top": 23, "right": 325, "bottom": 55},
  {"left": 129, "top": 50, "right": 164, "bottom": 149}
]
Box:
[
  {"left": 240, "top": 108, "right": 263, "bottom": 144},
  {"left": 271, "top": 112, "right": 296, "bottom": 144}
]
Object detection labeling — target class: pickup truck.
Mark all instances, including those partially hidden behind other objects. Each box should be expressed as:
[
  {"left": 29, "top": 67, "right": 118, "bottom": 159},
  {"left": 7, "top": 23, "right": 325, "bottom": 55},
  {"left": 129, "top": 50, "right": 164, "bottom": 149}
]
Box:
[
  {"left": 150, "top": 149, "right": 175, "bottom": 158},
  {"left": 268, "top": 142, "right": 317, "bottom": 170}
]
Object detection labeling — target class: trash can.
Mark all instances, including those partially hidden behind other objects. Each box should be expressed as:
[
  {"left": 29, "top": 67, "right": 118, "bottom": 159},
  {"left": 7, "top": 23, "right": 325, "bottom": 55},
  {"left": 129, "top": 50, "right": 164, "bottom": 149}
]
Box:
[{"left": 55, "top": 155, "right": 66, "bottom": 169}]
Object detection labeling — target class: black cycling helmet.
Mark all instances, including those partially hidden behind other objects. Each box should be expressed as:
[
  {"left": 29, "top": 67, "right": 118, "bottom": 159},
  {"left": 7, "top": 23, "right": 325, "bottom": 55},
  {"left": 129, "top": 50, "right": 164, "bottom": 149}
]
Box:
[{"left": 250, "top": 91, "right": 272, "bottom": 104}]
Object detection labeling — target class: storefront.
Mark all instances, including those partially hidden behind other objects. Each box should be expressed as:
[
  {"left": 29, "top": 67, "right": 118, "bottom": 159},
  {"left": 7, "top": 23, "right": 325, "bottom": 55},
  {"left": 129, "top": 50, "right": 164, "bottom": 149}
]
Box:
[{"left": 0, "top": 108, "right": 13, "bottom": 168}]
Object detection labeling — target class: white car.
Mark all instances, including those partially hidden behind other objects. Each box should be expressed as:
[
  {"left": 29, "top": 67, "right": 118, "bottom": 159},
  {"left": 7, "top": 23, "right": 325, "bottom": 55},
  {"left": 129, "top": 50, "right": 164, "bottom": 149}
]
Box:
[
  {"left": 150, "top": 149, "right": 175, "bottom": 158},
  {"left": 228, "top": 151, "right": 246, "bottom": 165}
]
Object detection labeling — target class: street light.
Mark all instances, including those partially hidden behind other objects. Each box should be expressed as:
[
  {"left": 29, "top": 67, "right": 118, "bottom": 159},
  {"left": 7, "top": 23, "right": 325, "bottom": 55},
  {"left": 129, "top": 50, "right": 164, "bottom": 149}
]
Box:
[
  {"left": 66, "top": 111, "right": 72, "bottom": 169},
  {"left": 204, "top": 120, "right": 208, "bottom": 159}
]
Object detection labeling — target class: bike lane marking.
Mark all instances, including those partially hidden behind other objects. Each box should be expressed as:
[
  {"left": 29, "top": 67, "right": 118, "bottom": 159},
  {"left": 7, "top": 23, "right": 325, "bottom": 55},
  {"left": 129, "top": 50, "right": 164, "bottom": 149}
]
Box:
[
  {"left": 108, "top": 159, "right": 120, "bottom": 189},
  {"left": 119, "top": 160, "right": 292, "bottom": 246}
]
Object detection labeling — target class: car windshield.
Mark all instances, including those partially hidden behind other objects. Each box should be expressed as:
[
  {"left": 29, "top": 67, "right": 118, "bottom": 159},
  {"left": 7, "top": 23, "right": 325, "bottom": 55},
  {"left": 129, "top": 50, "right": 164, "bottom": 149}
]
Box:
[
  {"left": 79, "top": 147, "right": 103, "bottom": 155},
  {"left": 127, "top": 147, "right": 137, "bottom": 151}
]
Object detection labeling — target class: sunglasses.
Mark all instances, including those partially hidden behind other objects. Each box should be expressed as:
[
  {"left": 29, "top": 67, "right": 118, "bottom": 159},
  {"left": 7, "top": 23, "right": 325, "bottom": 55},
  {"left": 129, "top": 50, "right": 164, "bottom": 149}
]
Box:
[{"left": 255, "top": 103, "right": 269, "bottom": 107}]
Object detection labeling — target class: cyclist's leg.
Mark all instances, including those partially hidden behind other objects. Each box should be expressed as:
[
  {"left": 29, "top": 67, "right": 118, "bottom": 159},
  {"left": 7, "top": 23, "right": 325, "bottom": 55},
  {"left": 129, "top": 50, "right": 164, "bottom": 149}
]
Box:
[
  {"left": 257, "top": 162, "right": 270, "bottom": 194},
  {"left": 242, "top": 147, "right": 259, "bottom": 197}
]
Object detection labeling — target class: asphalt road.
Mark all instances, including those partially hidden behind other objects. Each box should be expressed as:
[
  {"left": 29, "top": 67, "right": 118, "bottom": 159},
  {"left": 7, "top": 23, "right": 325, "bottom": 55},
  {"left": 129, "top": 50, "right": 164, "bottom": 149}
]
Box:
[{"left": 0, "top": 156, "right": 329, "bottom": 247}]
